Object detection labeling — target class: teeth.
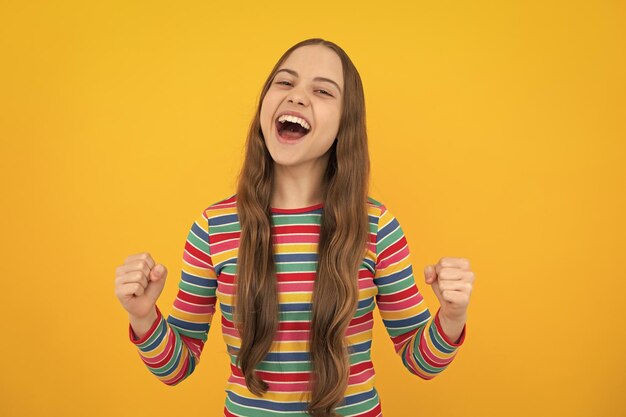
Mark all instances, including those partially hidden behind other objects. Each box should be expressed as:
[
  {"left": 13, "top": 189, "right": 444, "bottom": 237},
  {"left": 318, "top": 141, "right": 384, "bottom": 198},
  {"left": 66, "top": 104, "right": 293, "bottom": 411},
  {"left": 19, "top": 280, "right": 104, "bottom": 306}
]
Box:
[{"left": 278, "top": 114, "right": 310, "bottom": 131}]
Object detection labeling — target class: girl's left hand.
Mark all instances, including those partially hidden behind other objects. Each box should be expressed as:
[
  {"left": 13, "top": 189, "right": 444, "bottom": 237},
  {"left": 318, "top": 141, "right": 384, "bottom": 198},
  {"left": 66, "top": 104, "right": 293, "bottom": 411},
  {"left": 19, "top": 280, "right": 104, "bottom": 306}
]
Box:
[{"left": 424, "top": 257, "right": 475, "bottom": 322}]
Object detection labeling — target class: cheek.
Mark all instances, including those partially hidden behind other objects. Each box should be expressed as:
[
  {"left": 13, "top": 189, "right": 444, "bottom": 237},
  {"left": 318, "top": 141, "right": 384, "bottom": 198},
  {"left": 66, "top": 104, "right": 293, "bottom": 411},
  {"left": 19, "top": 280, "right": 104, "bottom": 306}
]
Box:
[
  {"left": 325, "top": 106, "right": 342, "bottom": 136},
  {"left": 260, "top": 93, "right": 282, "bottom": 132},
  {"left": 259, "top": 101, "right": 273, "bottom": 136}
]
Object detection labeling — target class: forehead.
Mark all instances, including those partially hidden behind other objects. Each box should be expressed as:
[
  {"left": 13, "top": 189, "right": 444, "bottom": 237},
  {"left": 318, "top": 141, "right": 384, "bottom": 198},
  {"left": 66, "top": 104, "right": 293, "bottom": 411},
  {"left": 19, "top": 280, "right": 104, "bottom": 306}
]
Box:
[{"left": 278, "top": 45, "right": 344, "bottom": 88}]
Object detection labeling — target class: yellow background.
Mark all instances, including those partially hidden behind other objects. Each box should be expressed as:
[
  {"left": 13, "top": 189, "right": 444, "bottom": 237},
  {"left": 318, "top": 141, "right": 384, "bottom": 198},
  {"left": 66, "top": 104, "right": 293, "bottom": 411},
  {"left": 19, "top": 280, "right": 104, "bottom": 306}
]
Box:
[{"left": 1, "top": 0, "right": 624, "bottom": 416}]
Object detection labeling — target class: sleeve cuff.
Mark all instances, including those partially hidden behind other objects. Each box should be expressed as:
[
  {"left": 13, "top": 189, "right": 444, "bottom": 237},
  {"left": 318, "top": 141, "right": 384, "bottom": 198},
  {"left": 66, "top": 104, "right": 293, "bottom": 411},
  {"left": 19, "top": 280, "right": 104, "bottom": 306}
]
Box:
[
  {"left": 434, "top": 308, "right": 466, "bottom": 347},
  {"left": 128, "top": 305, "right": 163, "bottom": 345}
]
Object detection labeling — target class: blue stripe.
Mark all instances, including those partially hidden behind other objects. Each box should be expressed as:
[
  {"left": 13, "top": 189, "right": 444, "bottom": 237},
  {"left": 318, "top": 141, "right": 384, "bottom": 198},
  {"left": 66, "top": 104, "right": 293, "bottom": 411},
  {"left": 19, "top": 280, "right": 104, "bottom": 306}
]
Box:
[
  {"left": 227, "top": 391, "right": 307, "bottom": 412},
  {"left": 209, "top": 213, "right": 238, "bottom": 226},
  {"left": 167, "top": 316, "right": 209, "bottom": 332},
  {"left": 190, "top": 220, "right": 209, "bottom": 241},
  {"left": 141, "top": 319, "right": 167, "bottom": 351},
  {"left": 357, "top": 297, "right": 371, "bottom": 308},
  {"left": 381, "top": 309, "right": 430, "bottom": 329},
  {"left": 377, "top": 218, "right": 399, "bottom": 242},
  {"left": 216, "top": 257, "right": 238, "bottom": 274},
  {"left": 429, "top": 323, "right": 456, "bottom": 354},
  {"left": 274, "top": 253, "right": 318, "bottom": 262},
  {"left": 181, "top": 270, "right": 217, "bottom": 287},
  {"left": 279, "top": 302, "right": 311, "bottom": 312},
  {"left": 362, "top": 257, "right": 376, "bottom": 272},
  {"left": 373, "top": 264, "right": 412, "bottom": 285}
]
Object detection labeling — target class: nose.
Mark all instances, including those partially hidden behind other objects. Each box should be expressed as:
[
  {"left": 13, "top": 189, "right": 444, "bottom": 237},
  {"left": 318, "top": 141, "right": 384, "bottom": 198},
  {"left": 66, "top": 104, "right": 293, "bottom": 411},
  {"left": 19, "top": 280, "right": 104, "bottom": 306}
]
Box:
[{"left": 287, "top": 88, "right": 310, "bottom": 106}]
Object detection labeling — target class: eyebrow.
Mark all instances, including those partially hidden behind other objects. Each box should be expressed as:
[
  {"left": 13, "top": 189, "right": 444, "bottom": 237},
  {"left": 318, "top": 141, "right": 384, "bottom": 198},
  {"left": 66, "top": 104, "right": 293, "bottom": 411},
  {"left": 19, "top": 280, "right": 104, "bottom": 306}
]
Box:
[{"left": 274, "top": 68, "right": 342, "bottom": 94}]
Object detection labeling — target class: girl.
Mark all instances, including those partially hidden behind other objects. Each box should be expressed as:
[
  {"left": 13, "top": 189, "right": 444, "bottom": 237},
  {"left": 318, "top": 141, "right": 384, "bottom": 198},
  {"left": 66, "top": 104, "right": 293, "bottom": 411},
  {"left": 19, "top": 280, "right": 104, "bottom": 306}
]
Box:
[{"left": 114, "top": 38, "right": 475, "bottom": 417}]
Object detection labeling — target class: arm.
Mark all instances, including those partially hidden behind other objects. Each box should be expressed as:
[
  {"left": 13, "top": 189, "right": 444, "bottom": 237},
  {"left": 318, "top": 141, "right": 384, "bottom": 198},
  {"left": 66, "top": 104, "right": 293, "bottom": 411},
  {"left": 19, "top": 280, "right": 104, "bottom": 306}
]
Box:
[
  {"left": 373, "top": 206, "right": 466, "bottom": 379},
  {"left": 129, "top": 209, "right": 218, "bottom": 385}
]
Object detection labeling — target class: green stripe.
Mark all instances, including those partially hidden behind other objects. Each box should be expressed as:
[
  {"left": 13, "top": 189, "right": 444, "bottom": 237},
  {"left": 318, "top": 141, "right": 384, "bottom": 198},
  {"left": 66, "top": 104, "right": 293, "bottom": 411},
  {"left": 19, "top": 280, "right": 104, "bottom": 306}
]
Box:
[
  {"left": 211, "top": 222, "right": 241, "bottom": 233},
  {"left": 137, "top": 317, "right": 166, "bottom": 350},
  {"left": 336, "top": 389, "right": 381, "bottom": 416},
  {"left": 187, "top": 228, "right": 210, "bottom": 252},
  {"left": 275, "top": 262, "right": 318, "bottom": 273},
  {"left": 180, "top": 279, "right": 215, "bottom": 296},
  {"left": 272, "top": 215, "right": 321, "bottom": 225}
]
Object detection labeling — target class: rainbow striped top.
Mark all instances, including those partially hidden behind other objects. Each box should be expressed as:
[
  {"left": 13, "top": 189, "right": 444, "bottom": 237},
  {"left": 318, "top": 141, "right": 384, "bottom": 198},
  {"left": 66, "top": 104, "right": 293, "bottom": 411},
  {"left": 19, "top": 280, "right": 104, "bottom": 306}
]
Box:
[{"left": 129, "top": 194, "right": 466, "bottom": 417}]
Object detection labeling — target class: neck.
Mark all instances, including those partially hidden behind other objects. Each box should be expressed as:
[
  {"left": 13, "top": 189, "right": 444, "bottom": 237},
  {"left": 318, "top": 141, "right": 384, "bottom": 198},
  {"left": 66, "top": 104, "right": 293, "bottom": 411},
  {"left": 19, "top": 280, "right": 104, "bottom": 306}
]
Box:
[{"left": 271, "top": 157, "right": 328, "bottom": 209}]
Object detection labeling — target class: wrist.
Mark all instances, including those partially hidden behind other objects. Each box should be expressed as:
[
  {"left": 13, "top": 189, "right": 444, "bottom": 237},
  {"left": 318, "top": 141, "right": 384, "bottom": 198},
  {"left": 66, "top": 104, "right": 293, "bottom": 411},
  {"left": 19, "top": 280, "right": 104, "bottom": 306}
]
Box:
[
  {"left": 129, "top": 305, "right": 158, "bottom": 323},
  {"left": 129, "top": 306, "right": 159, "bottom": 341},
  {"left": 439, "top": 309, "right": 467, "bottom": 326},
  {"left": 437, "top": 308, "right": 466, "bottom": 345}
]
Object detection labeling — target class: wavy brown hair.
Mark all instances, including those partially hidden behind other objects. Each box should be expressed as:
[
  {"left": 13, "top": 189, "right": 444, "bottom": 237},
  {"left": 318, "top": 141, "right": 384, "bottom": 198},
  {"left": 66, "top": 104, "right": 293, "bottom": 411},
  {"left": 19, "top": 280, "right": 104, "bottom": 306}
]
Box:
[{"left": 233, "top": 38, "right": 370, "bottom": 417}]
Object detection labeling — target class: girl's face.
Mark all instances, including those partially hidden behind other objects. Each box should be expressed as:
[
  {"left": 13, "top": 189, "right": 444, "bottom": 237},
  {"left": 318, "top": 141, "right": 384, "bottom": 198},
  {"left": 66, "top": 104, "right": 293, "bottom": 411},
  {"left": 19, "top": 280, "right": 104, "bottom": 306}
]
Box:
[{"left": 260, "top": 45, "right": 344, "bottom": 170}]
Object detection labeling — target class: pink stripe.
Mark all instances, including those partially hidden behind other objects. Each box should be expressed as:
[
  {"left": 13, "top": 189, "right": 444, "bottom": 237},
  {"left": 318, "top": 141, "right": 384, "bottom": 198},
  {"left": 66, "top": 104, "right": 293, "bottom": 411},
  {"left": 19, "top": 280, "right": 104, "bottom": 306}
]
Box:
[
  {"left": 273, "top": 234, "right": 320, "bottom": 244},
  {"left": 173, "top": 299, "right": 215, "bottom": 314},
  {"left": 379, "top": 293, "right": 424, "bottom": 311},
  {"left": 222, "top": 327, "right": 240, "bottom": 338},
  {"left": 212, "top": 239, "right": 239, "bottom": 254},
  {"left": 183, "top": 251, "right": 211, "bottom": 268},
  {"left": 275, "top": 330, "right": 310, "bottom": 342},
  {"left": 376, "top": 245, "right": 408, "bottom": 270},
  {"left": 345, "top": 321, "right": 373, "bottom": 336},
  {"left": 144, "top": 326, "right": 176, "bottom": 365},
  {"left": 278, "top": 282, "right": 314, "bottom": 292},
  {"left": 348, "top": 367, "right": 375, "bottom": 385},
  {"left": 231, "top": 375, "right": 313, "bottom": 393}
]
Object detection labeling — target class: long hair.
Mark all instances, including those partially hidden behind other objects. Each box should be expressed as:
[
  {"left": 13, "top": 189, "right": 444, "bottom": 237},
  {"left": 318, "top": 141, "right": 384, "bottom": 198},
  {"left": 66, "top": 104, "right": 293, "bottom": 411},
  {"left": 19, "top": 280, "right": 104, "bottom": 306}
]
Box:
[{"left": 233, "top": 38, "right": 370, "bottom": 417}]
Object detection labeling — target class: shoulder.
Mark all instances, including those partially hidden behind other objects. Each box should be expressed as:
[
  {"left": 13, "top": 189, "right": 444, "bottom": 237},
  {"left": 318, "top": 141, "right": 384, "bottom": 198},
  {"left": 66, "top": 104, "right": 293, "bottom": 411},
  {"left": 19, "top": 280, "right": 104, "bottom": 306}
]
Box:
[
  {"left": 366, "top": 196, "right": 403, "bottom": 235},
  {"left": 191, "top": 194, "right": 239, "bottom": 227},
  {"left": 202, "top": 193, "right": 238, "bottom": 215},
  {"left": 366, "top": 195, "right": 390, "bottom": 218}
]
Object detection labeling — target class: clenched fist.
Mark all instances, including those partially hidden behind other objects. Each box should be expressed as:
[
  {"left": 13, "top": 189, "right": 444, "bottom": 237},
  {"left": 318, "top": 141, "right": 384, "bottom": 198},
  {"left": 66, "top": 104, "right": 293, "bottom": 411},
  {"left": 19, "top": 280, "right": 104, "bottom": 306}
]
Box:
[
  {"left": 424, "top": 257, "right": 475, "bottom": 325},
  {"left": 114, "top": 252, "right": 168, "bottom": 320}
]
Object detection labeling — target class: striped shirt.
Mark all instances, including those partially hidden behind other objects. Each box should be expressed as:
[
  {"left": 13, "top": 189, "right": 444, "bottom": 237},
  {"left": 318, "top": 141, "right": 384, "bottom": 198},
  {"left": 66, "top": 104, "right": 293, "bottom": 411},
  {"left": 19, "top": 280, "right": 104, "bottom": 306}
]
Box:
[{"left": 129, "top": 194, "right": 466, "bottom": 416}]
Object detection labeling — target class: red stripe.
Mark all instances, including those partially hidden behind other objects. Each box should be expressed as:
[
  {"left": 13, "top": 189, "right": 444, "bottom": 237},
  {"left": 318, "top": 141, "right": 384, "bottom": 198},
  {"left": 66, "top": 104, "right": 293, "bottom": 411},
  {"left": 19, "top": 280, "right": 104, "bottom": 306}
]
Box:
[
  {"left": 276, "top": 272, "right": 317, "bottom": 282},
  {"left": 349, "top": 311, "right": 373, "bottom": 326},
  {"left": 177, "top": 290, "right": 215, "bottom": 305},
  {"left": 350, "top": 361, "right": 374, "bottom": 375},
  {"left": 185, "top": 240, "right": 211, "bottom": 264},
  {"left": 391, "top": 327, "right": 418, "bottom": 347},
  {"left": 377, "top": 285, "right": 418, "bottom": 302},
  {"left": 378, "top": 236, "right": 407, "bottom": 260},
  {"left": 279, "top": 321, "right": 310, "bottom": 331},
  {"left": 271, "top": 225, "right": 320, "bottom": 234},
  {"left": 224, "top": 408, "right": 239, "bottom": 417},
  {"left": 211, "top": 231, "right": 240, "bottom": 244}
]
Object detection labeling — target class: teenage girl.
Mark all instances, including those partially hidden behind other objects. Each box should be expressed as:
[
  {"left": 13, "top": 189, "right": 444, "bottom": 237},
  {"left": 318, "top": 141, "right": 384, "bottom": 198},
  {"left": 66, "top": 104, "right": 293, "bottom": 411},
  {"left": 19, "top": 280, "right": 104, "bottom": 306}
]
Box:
[{"left": 114, "top": 38, "right": 475, "bottom": 417}]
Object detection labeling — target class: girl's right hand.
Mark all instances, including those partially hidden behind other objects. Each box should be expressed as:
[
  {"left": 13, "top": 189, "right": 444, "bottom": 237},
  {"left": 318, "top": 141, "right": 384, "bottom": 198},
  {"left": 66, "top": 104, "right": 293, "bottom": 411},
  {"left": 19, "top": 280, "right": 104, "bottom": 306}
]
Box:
[{"left": 114, "top": 252, "right": 168, "bottom": 319}]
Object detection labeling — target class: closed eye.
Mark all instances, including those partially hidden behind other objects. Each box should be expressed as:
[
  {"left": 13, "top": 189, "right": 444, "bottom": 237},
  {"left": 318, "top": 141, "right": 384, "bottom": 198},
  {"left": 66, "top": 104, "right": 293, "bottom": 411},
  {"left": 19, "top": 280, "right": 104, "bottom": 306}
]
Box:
[{"left": 275, "top": 81, "right": 334, "bottom": 97}]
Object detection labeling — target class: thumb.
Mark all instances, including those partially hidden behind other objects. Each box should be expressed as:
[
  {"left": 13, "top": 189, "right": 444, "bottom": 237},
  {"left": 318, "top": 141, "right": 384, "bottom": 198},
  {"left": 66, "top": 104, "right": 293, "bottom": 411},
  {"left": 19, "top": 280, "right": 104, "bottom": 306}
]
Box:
[
  {"left": 150, "top": 264, "right": 168, "bottom": 282},
  {"left": 424, "top": 265, "right": 437, "bottom": 284},
  {"left": 145, "top": 264, "right": 168, "bottom": 301}
]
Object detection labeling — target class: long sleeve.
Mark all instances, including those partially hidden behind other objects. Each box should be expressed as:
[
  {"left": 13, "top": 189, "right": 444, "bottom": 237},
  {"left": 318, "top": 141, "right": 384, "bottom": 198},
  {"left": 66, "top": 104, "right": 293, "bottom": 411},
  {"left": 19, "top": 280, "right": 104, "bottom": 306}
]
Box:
[
  {"left": 128, "top": 208, "right": 218, "bottom": 385},
  {"left": 373, "top": 205, "right": 466, "bottom": 379}
]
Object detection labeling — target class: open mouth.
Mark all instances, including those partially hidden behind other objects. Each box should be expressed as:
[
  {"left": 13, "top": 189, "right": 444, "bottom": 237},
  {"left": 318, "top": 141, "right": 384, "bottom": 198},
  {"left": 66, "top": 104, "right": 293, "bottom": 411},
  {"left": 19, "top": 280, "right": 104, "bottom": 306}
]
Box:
[{"left": 275, "top": 114, "right": 311, "bottom": 141}]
